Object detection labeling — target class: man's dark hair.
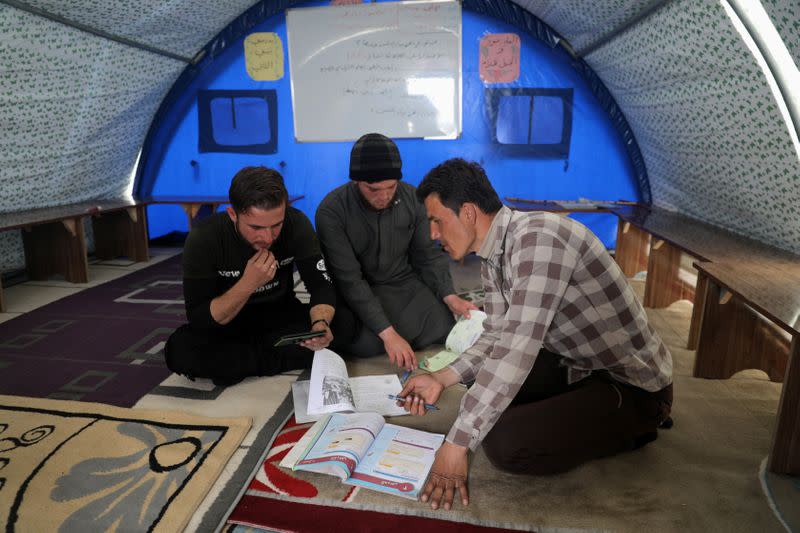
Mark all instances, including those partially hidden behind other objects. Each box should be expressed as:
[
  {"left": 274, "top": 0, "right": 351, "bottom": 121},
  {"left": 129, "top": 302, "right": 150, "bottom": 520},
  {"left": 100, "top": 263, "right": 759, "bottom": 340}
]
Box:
[
  {"left": 228, "top": 166, "right": 288, "bottom": 213},
  {"left": 416, "top": 158, "right": 502, "bottom": 215}
]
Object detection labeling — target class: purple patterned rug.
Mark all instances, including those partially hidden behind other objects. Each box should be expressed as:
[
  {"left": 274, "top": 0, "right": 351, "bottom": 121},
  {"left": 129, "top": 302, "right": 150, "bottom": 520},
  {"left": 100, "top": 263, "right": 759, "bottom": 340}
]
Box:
[{"left": 0, "top": 255, "right": 184, "bottom": 407}]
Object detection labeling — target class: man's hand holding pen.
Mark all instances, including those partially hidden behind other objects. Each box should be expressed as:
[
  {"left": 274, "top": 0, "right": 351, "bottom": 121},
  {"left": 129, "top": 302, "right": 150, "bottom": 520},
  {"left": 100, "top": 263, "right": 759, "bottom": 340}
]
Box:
[{"left": 395, "top": 373, "right": 445, "bottom": 416}]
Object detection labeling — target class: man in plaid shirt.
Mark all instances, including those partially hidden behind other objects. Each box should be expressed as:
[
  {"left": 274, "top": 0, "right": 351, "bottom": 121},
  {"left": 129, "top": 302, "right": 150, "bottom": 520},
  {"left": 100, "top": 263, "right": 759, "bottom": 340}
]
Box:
[{"left": 399, "top": 159, "right": 673, "bottom": 511}]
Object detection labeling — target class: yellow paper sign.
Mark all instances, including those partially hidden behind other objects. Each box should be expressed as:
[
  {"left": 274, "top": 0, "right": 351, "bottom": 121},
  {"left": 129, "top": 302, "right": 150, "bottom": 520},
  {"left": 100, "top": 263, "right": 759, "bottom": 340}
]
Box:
[{"left": 244, "top": 32, "right": 284, "bottom": 81}]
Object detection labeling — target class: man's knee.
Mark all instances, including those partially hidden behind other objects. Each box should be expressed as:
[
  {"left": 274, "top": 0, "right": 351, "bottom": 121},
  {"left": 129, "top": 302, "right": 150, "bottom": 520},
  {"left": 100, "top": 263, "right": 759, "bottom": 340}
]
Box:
[
  {"left": 164, "top": 324, "right": 197, "bottom": 375},
  {"left": 345, "top": 327, "right": 385, "bottom": 358},
  {"left": 412, "top": 302, "right": 454, "bottom": 348},
  {"left": 164, "top": 325, "right": 256, "bottom": 383},
  {"left": 483, "top": 428, "right": 575, "bottom": 476}
]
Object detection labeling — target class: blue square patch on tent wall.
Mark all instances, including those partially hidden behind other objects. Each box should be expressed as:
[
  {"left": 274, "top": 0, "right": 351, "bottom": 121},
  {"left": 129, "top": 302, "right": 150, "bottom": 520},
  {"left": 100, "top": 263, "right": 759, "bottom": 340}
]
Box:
[
  {"left": 486, "top": 88, "right": 573, "bottom": 159},
  {"left": 198, "top": 90, "right": 278, "bottom": 154}
]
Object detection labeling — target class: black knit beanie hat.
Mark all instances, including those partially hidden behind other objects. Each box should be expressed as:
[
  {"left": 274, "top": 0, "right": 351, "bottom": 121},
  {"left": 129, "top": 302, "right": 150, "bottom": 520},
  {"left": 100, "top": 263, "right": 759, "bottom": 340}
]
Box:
[{"left": 349, "top": 133, "right": 403, "bottom": 182}]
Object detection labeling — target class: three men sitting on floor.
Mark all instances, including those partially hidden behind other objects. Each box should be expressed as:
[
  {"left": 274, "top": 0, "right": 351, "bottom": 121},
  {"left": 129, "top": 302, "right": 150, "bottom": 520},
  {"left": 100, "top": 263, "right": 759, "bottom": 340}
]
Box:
[{"left": 163, "top": 134, "right": 674, "bottom": 511}]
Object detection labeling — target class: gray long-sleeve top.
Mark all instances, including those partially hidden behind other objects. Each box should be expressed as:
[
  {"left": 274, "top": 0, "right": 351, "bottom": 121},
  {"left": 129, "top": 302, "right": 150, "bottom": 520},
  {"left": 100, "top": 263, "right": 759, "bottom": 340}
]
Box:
[{"left": 316, "top": 181, "right": 455, "bottom": 334}]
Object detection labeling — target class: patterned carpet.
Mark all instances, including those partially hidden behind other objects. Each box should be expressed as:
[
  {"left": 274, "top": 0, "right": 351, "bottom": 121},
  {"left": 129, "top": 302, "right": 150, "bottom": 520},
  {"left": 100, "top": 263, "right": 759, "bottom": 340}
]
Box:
[
  {"left": 1, "top": 253, "right": 792, "bottom": 532},
  {"left": 0, "top": 394, "right": 249, "bottom": 532},
  {"left": 223, "top": 285, "right": 789, "bottom": 533},
  {"left": 229, "top": 410, "right": 540, "bottom": 533},
  {"left": 0, "top": 256, "right": 183, "bottom": 406}
]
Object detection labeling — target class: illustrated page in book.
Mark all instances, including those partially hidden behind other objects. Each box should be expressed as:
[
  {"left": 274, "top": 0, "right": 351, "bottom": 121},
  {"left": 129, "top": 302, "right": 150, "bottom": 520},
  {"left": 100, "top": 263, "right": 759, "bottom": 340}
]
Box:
[
  {"left": 293, "top": 412, "right": 385, "bottom": 479},
  {"left": 308, "top": 349, "right": 355, "bottom": 415},
  {"left": 347, "top": 423, "right": 444, "bottom": 500},
  {"left": 304, "top": 349, "right": 407, "bottom": 417},
  {"left": 422, "top": 310, "right": 487, "bottom": 372}
]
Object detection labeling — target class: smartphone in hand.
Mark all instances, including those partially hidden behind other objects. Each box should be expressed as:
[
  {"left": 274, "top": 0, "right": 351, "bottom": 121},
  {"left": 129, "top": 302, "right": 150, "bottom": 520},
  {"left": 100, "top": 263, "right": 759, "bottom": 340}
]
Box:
[{"left": 273, "top": 330, "right": 326, "bottom": 347}]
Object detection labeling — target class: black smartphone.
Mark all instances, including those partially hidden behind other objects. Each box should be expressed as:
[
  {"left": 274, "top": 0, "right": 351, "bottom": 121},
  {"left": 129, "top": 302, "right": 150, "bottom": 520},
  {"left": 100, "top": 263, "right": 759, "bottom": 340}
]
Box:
[{"left": 273, "top": 330, "right": 326, "bottom": 347}]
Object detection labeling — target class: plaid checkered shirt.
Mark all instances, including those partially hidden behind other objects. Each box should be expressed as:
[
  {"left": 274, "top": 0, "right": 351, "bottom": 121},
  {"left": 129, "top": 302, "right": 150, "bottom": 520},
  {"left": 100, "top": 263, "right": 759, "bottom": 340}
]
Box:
[{"left": 447, "top": 207, "right": 673, "bottom": 450}]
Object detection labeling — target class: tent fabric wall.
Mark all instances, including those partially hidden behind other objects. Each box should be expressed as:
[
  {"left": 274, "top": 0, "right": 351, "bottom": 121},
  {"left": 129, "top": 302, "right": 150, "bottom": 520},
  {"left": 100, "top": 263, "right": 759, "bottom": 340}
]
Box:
[
  {"left": 0, "top": 5, "right": 184, "bottom": 212},
  {"left": 586, "top": 0, "right": 800, "bottom": 253},
  {"left": 0, "top": 5, "right": 185, "bottom": 270},
  {"left": 513, "top": 0, "right": 656, "bottom": 53},
  {"left": 11, "top": 0, "right": 256, "bottom": 58}
]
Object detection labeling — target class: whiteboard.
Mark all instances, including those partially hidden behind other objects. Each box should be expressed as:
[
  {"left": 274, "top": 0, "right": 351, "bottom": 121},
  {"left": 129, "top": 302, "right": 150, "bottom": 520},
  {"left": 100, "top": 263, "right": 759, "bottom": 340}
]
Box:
[{"left": 286, "top": 0, "right": 462, "bottom": 142}]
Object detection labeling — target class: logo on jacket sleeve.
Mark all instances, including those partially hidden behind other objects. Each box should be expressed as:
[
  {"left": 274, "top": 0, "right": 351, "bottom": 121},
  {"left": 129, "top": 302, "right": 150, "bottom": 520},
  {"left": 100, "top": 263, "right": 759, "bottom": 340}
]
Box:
[{"left": 317, "top": 259, "right": 331, "bottom": 282}]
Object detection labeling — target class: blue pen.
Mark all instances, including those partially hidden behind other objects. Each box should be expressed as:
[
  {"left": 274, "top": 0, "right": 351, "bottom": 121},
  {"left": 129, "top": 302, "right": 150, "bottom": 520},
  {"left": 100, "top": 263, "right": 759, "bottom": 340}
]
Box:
[
  {"left": 400, "top": 369, "right": 412, "bottom": 384},
  {"left": 388, "top": 394, "right": 439, "bottom": 411}
]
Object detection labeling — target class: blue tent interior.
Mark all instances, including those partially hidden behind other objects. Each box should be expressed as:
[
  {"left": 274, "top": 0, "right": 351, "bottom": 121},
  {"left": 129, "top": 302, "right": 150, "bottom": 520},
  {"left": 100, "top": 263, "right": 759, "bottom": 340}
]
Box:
[{"left": 138, "top": 0, "right": 644, "bottom": 249}]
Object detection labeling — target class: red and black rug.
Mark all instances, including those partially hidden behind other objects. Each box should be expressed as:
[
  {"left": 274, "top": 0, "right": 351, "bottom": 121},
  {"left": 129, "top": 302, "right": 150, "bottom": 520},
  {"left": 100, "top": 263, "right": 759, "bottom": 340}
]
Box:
[{"left": 228, "top": 415, "right": 526, "bottom": 533}]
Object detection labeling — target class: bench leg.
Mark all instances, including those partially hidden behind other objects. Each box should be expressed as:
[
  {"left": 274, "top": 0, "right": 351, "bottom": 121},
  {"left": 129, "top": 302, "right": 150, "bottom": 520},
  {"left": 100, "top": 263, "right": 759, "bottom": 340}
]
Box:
[
  {"left": 644, "top": 239, "right": 694, "bottom": 308},
  {"left": 182, "top": 202, "right": 222, "bottom": 228},
  {"left": 22, "top": 218, "right": 88, "bottom": 283},
  {"left": 614, "top": 221, "right": 650, "bottom": 277},
  {"left": 92, "top": 205, "right": 149, "bottom": 262},
  {"left": 0, "top": 280, "right": 4, "bottom": 312},
  {"left": 687, "top": 272, "right": 708, "bottom": 350},
  {"left": 694, "top": 277, "right": 790, "bottom": 382},
  {"left": 769, "top": 336, "right": 800, "bottom": 474}
]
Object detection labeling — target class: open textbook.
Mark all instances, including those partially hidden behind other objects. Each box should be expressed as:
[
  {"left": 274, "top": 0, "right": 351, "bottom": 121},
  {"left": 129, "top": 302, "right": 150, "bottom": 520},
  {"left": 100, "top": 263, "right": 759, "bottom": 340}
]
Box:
[
  {"left": 281, "top": 412, "right": 444, "bottom": 500},
  {"left": 420, "top": 310, "right": 487, "bottom": 372},
  {"left": 292, "top": 349, "right": 407, "bottom": 423}
]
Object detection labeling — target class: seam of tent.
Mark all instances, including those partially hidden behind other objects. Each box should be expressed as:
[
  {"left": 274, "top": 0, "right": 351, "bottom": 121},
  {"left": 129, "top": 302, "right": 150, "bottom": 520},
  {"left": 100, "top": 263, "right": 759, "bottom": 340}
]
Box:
[
  {"left": 0, "top": 0, "right": 192, "bottom": 63},
  {"left": 724, "top": 0, "right": 800, "bottom": 157}
]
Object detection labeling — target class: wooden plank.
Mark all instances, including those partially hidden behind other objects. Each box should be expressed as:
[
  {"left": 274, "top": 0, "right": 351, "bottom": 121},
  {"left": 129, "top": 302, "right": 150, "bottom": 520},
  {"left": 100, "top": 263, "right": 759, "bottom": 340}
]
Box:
[
  {"left": 694, "top": 261, "right": 800, "bottom": 337},
  {"left": 769, "top": 336, "right": 800, "bottom": 474},
  {"left": 147, "top": 194, "right": 304, "bottom": 206},
  {"left": 92, "top": 204, "right": 149, "bottom": 262},
  {"left": 613, "top": 205, "right": 796, "bottom": 264},
  {"left": 687, "top": 271, "right": 707, "bottom": 350},
  {"left": 644, "top": 240, "right": 693, "bottom": 308},
  {"left": 694, "top": 277, "right": 789, "bottom": 382},
  {"left": 0, "top": 198, "right": 146, "bottom": 232},
  {"left": 504, "top": 198, "right": 611, "bottom": 213},
  {"left": 614, "top": 220, "right": 650, "bottom": 277},
  {"left": 22, "top": 217, "right": 88, "bottom": 283}
]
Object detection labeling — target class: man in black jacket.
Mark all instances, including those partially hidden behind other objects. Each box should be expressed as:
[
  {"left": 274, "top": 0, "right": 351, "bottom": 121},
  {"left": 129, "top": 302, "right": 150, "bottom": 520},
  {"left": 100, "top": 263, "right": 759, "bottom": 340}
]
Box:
[
  {"left": 165, "top": 166, "right": 336, "bottom": 386},
  {"left": 316, "top": 133, "right": 476, "bottom": 370}
]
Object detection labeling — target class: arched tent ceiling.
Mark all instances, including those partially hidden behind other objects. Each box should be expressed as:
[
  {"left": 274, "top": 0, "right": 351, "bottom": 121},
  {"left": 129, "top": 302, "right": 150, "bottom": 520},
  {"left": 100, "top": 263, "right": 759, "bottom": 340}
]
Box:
[
  {"left": 1, "top": 0, "right": 799, "bottom": 266},
  {"left": 525, "top": 0, "right": 800, "bottom": 250},
  {"left": 4, "top": 0, "right": 257, "bottom": 58}
]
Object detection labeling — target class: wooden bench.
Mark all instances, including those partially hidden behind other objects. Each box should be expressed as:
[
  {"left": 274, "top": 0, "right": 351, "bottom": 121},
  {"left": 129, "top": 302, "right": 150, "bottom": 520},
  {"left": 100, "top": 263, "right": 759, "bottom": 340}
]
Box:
[
  {"left": 610, "top": 205, "right": 797, "bottom": 350},
  {"left": 0, "top": 198, "right": 149, "bottom": 312},
  {"left": 146, "top": 194, "right": 305, "bottom": 229},
  {"left": 504, "top": 198, "right": 621, "bottom": 213},
  {"left": 693, "top": 260, "right": 800, "bottom": 474}
]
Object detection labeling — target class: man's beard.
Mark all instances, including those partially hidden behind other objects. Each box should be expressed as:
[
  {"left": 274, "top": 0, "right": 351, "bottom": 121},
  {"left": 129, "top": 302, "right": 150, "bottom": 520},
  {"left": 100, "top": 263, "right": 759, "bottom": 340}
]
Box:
[
  {"left": 362, "top": 191, "right": 398, "bottom": 212},
  {"left": 234, "top": 218, "right": 269, "bottom": 250}
]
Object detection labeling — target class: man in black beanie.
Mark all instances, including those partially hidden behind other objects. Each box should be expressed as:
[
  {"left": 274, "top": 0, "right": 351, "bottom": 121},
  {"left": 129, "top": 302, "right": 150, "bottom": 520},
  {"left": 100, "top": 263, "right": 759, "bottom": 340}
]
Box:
[{"left": 317, "top": 133, "right": 476, "bottom": 369}]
